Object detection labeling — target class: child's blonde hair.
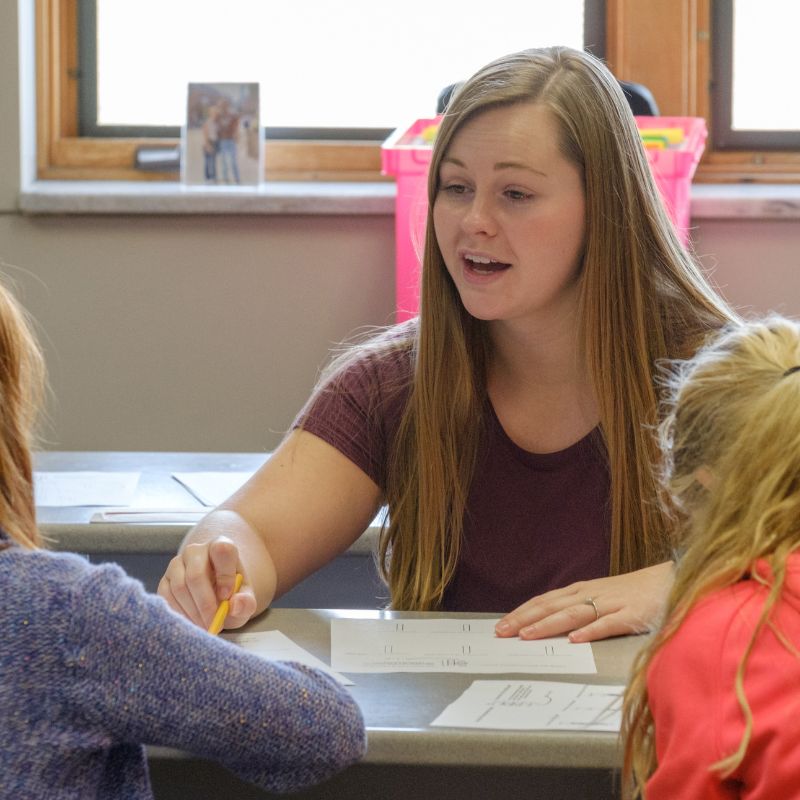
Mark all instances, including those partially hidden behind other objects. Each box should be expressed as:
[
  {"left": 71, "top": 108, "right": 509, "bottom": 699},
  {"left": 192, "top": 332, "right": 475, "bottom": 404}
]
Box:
[
  {"left": 0, "top": 278, "right": 45, "bottom": 550},
  {"left": 622, "top": 315, "right": 800, "bottom": 796}
]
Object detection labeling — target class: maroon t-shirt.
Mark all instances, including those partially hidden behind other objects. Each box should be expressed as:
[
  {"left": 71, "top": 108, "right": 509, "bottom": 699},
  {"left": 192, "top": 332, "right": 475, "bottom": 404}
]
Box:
[{"left": 296, "top": 345, "right": 611, "bottom": 613}]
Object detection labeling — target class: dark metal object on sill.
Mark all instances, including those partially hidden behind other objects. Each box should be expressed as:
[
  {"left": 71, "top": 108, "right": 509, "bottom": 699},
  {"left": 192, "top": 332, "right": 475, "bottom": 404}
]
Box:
[{"left": 134, "top": 146, "right": 181, "bottom": 171}]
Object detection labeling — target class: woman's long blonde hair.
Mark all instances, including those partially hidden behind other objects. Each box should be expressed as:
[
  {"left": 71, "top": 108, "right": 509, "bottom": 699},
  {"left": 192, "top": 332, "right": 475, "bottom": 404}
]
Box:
[
  {"left": 0, "top": 277, "right": 45, "bottom": 550},
  {"left": 622, "top": 315, "right": 800, "bottom": 796},
  {"left": 377, "top": 46, "right": 734, "bottom": 610}
]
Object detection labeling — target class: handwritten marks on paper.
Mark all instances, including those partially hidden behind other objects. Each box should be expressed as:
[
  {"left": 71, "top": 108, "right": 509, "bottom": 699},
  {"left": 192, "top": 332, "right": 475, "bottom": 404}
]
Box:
[
  {"left": 330, "top": 618, "right": 597, "bottom": 674},
  {"left": 431, "top": 681, "right": 624, "bottom": 732}
]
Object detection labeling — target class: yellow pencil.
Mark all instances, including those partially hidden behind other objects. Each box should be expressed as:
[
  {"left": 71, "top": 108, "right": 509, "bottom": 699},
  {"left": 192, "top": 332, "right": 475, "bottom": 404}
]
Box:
[{"left": 207, "top": 573, "right": 243, "bottom": 635}]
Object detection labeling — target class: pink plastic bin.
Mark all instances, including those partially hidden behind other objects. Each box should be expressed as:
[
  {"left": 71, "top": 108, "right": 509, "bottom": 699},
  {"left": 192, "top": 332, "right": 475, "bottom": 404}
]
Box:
[
  {"left": 382, "top": 115, "right": 707, "bottom": 321},
  {"left": 635, "top": 116, "right": 708, "bottom": 244},
  {"left": 381, "top": 117, "right": 440, "bottom": 321}
]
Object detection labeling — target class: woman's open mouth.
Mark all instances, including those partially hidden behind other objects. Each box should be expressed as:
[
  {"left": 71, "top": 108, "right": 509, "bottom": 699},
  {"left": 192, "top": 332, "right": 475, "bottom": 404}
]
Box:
[{"left": 463, "top": 253, "right": 512, "bottom": 277}]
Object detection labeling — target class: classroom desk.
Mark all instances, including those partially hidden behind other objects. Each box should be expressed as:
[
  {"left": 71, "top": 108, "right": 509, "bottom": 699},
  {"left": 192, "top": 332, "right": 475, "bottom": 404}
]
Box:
[
  {"left": 148, "top": 608, "right": 644, "bottom": 800},
  {"left": 34, "top": 451, "right": 387, "bottom": 607}
]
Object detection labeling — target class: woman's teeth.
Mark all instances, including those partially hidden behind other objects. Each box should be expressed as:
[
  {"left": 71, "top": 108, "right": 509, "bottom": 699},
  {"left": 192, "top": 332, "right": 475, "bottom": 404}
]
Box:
[{"left": 464, "top": 255, "right": 510, "bottom": 273}]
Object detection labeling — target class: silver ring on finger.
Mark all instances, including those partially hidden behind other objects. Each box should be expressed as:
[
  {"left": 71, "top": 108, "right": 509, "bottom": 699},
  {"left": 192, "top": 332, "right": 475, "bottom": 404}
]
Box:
[{"left": 583, "top": 596, "right": 600, "bottom": 621}]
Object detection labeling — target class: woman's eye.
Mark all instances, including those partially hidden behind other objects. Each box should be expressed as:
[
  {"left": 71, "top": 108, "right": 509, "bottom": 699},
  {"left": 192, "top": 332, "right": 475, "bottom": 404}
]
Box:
[
  {"left": 441, "top": 182, "right": 468, "bottom": 195},
  {"left": 505, "top": 189, "right": 533, "bottom": 201}
]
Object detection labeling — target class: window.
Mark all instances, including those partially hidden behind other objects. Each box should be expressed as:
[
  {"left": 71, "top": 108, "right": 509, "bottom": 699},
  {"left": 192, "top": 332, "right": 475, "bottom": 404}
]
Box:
[
  {"left": 711, "top": 0, "right": 800, "bottom": 150},
  {"left": 34, "top": 0, "right": 800, "bottom": 183},
  {"left": 606, "top": 0, "right": 800, "bottom": 182},
  {"left": 36, "top": 0, "right": 603, "bottom": 181},
  {"left": 84, "top": 0, "right": 602, "bottom": 139}
]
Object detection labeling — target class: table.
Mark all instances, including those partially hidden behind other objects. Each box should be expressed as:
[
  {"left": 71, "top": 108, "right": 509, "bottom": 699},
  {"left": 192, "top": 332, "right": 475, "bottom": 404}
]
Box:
[
  {"left": 148, "top": 608, "right": 645, "bottom": 800},
  {"left": 34, "top": 454, "right": 643, "bottom": 798},
  {"left": 34, "top": 452, "right": 386, "bottom": 607}
]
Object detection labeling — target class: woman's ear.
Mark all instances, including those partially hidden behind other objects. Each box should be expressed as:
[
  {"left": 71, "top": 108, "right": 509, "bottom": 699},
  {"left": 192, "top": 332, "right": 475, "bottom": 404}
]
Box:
[{"left": 694, "top": 465, "right": 715, "bottom": 489}]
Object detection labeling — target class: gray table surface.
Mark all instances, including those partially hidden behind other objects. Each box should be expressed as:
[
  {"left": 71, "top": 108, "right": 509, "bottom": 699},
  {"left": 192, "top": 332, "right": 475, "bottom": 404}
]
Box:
[
  {"left": 33, "top": 455, "right": 643, "bottom": 797},
  {"left": 152, "top": 608, "right": 645, "bottom": 771},
  {"left": 34, "top": 451, "right": 379, "bottom": 555}
]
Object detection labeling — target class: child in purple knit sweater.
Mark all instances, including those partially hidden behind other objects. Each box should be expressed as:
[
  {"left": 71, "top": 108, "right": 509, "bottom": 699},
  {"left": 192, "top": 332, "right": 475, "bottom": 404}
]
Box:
[{"left": 0, "top": 280, "right": 366, "bottom": 799}]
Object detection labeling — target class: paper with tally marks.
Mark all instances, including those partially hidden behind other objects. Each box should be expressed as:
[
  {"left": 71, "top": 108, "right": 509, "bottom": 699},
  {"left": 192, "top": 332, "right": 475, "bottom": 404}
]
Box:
[{"left": 330, "top": 618, "right": 596, "bottom": 674}]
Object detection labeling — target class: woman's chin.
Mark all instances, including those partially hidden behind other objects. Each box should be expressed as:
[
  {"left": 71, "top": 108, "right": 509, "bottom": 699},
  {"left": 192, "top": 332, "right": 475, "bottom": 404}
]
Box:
[{"left": 458, "top": 299, "right": 502, "bottom": 322}]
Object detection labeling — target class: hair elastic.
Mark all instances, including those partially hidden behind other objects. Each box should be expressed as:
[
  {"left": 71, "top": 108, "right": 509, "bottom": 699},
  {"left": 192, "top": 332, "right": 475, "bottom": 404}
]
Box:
[{"left": 783, "top": 365, "right": 800, "bottom": 378}]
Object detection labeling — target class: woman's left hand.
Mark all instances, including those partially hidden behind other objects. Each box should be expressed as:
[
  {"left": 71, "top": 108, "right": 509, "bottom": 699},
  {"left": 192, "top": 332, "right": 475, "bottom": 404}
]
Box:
[{"left": 494, "top": 561, "right": 674, "bottom": 643}]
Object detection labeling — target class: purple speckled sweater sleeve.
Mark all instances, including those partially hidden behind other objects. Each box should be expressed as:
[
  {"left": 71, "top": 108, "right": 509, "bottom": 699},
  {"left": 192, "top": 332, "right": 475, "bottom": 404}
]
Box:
[{"left": 1, "top": 547, "right": 366, "bottom": 798}]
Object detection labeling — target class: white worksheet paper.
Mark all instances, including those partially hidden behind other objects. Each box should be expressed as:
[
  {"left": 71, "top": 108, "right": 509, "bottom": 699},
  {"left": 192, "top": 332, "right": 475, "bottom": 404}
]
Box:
[
  {"left": 330, "top": 618, "right": 596, "bottom": 674},
  {"left": 431, "top": 681, "right": 624, "bottom": 731},
  {"left": 34, "top": 471, "right": 140, "bottom": 507},
  {"left": 171, "top": 471, "right": 255, "bottom": 507},
  {"left": 89, "top": 508, "right": 209, "bottom": 524},
  {"left": 224, "top": 630, "right": 353, "bottom": 686}
]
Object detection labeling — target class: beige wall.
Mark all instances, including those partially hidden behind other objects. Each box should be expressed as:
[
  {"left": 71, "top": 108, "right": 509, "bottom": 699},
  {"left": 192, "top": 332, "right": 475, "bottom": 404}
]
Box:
[
  {"left": 3, "top": 2, "right": 800, "bottom": 452},
  {"left": 3, "top": 210, "right": 797, "bottom": 452},
  {"left": 0, "top": 213, "right": 395, "bottom": 451},
  {"left": 692, "top": 219, "right": 800, "bottom": 319}
]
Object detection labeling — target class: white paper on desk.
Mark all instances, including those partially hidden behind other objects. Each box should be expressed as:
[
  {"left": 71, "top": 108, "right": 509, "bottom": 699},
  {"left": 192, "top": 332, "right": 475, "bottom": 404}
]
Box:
[
  {"left": 34, "top": 471, "right": 140, "bottom": 507},
  {"left": 224, "top": 630, "right": 354, "bottom": 686},
  {"left": 431, "top": 681, "right": 624, "bottom": 731},
  {"left": 330, "top": 618, "right": 596, "bottom": 674},
  {"left": 90, "top": 508, "right": 208, "bottom": 524},
  {"left": 172, "top": 471, "right": 255, "bottom": 507}
]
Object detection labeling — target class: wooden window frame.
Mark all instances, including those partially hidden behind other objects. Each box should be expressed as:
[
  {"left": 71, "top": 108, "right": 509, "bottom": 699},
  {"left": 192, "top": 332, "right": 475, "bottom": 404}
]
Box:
[
  {"left": 35, "top": 0, "right": 383, "bottom": 182},
  {"left": 608, "top": 0, "right": 800, "bottom": 182},
  {"left": 37, "top": 0, "right": 800, "bottom": 183}
]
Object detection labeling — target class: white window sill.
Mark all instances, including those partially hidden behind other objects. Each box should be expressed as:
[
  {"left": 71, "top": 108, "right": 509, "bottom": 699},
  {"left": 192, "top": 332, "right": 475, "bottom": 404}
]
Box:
[
  {"left": 18, "top": 180, "right": 397, "bottom": 216},
  {"left": 17, "top": 180, "right": 800, "bottom": 219},
  {"left": 690, "top": 184, "right": 800, "bottom": 219}
]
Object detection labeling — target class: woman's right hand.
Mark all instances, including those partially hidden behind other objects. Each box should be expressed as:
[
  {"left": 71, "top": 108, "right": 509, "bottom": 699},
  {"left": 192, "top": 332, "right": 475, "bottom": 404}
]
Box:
[
  {"left": 158, "top": 536, "right": 257, "bottom": 631},
  {"left": 157, "top": 429, "right": 382, "bottom": 631}
]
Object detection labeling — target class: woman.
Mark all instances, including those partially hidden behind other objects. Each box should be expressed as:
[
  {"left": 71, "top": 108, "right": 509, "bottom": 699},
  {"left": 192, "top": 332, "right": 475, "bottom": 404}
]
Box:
[{"left": 159, "top": 46, "right": 735, "bottom": 642}]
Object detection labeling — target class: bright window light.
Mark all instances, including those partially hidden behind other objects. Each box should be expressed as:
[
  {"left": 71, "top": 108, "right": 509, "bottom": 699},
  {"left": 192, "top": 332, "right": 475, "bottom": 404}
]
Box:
[
  {"left": 732, "top": 0, "right": 800, "bottom": 131},
  {"left": 96, "top": 0, "right": 586, "bottom": 129}
]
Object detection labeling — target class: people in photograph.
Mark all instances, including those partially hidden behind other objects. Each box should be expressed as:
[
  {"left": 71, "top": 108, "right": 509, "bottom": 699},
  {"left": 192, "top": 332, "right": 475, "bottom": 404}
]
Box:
[
  {"left": 244, "top": 115, "right": 260, "bottom": 161},
  {"left": 158, "top": 46, "right": 735, "bottom": 644},
  {"left": 202, "top": 105, "right": 220, "bottom": 183},
  {"left": 217, "top": 98, "right": 241, "bottom": 184},
  {"left": 622, "top": 315, "right": 800, "bottom": 799},
  {"left": 0, "top": 280, "right": 365, "bottom": 798}
]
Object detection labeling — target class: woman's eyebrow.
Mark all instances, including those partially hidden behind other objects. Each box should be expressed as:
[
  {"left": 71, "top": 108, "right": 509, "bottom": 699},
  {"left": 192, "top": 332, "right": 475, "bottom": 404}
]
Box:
[
  {"left": 440, "top": 155, "right": 547, "bottom": 178},
  {"left": 494, "top": 160, "right": 548, "bottom": 177}
]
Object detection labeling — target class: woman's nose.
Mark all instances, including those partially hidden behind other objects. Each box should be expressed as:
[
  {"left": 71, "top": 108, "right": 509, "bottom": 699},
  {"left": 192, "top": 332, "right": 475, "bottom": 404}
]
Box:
[{"left": 460, "top": 194, "right": 497, "bottom": 236}]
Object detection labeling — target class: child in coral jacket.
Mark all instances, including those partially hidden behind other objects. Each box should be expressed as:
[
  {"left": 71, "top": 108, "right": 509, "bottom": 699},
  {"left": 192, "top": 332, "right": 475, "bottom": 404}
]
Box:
[{"left": 623, "top": 316, "right": 800, "bottom": 799}]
